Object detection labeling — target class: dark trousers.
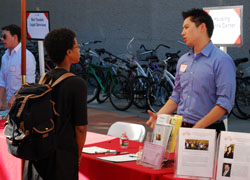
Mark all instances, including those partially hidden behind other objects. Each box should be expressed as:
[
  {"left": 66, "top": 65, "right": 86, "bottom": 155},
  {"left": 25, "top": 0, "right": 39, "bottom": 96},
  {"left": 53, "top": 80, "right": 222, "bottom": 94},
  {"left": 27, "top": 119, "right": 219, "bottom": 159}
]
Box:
[{"left": 182, "top": 121, "right": 225, "bottom": 135}]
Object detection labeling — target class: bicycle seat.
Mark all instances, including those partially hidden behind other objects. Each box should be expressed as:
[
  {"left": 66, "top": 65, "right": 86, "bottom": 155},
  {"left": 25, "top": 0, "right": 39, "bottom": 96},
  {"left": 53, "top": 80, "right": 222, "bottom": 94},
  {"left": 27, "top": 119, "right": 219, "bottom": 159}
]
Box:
[
  {"left": 126, "top": 63, "right": 137, "bottom": 70},
  {"left": 103, "top": 57, "right": 117, "bottom": 64},
  {"left": 146, "top": 55, "right": 159, "bottom": 62},
  {"left": 95, "top": 48, "right": 106, "bottom": 54},
  {"left": 165, "top": 52, "right": 180, "bottom": 59},
  {"left": 234, "top": 58, "right": 248, "bottom": 67}
]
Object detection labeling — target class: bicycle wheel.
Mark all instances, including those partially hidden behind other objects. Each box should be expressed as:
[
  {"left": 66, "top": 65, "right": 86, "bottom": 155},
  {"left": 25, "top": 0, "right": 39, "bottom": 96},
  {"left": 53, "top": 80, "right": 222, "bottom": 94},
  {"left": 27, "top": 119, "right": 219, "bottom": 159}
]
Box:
[
  {"left": 132, "top": 76, "right": 150, "bottom": 109},
  {"left": 109, "top": 75, "right": 133, "bottom": 111},
  {"left": 147, "top": 81, "right": 171, "bottom": 113},
  {"left": 234, "top": 77, "right": 250, "bottom": 119},
  {"left": 96, "top": 84, "right": 109, "bottom": 104},
  {"left": 151, "top": 70, "right": 163, "bottom": 83},
  {"left": 85, "top": 74, "right": 100, "bottom": 103}
]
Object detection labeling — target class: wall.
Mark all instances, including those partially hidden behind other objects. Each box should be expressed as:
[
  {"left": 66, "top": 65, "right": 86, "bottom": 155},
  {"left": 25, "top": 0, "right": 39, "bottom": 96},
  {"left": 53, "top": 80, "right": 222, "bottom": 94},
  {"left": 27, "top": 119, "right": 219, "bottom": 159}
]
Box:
[{"left": 1, "top": 0, "right": 250, "bottom": 62}]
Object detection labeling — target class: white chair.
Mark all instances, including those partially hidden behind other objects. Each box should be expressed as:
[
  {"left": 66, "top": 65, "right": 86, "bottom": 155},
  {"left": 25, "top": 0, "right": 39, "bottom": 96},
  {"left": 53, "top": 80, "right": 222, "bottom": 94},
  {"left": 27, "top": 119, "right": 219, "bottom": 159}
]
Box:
[{"left": 107, "top": 122, "right": 146, "bottom": 142}]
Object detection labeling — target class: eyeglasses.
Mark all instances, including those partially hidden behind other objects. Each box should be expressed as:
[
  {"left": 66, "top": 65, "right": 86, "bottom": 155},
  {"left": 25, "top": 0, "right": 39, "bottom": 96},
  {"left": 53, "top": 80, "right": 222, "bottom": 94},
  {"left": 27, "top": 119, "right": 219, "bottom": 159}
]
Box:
[
  {"left": 1, "top": 34, "right": 6, "bottom": 40},
  {"left": 73, "top": 43, "right": 82, "bottom": 49}
]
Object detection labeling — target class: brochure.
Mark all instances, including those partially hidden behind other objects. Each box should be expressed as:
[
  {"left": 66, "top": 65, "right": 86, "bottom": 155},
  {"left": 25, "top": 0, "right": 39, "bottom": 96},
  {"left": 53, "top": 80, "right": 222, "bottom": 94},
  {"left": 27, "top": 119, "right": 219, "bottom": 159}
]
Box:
[
  {"left": 167, "top": 115, "right": 183, "bottom": 152},
  {"left": 216, "top": 131, "right": 250, "bottom": 180},
  {"left": 175, "top": 128, "right": 217, "bottom": 180},
  {"left": 152, "top": 114, "right": 173, "bottom": 149}
]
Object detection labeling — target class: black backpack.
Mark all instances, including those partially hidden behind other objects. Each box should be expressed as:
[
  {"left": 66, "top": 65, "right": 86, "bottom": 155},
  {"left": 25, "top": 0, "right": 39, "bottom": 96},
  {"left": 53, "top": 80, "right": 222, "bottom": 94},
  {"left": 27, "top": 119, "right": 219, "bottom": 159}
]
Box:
[{"left": 3, "top": 72, "right": 74, "bottom": 160}]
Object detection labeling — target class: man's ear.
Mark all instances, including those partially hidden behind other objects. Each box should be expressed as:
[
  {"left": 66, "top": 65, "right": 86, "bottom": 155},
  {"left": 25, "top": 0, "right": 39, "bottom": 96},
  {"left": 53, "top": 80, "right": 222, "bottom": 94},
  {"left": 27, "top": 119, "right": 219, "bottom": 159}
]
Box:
[
  {"left": 200, "top": 23, "right": 207, "bottom": 34},
  {"left": 66, "top": 49, "right": 72, "bottom": 56}
]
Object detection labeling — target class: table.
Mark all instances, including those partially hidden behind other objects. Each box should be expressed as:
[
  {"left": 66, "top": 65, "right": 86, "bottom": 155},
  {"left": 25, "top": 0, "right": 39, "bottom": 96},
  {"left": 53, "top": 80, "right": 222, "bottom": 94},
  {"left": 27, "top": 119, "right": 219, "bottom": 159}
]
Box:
[
  {"left": 0, "top": 120, "right": 22, "bottom": 180},
  {"left": 79, "top": 136, "right": 174, "bottom": 180},
  {"left": 0, "top": 126, "right": 175, "bottom": 180},
  {"left": 0, "top": 129, "right": 115, "bottom": 180}
]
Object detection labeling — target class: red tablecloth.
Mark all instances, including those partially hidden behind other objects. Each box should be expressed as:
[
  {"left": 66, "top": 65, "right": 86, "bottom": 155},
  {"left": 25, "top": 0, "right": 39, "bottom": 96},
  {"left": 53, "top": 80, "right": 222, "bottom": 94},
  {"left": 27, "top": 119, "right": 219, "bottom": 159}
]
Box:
[
  {"left": 79, "top": 138, "right": 174, "bottom": 180},
  {"left": 0, "top": 127, "right": 22, "bottom": 180},
  {"left": 0, "top": 128, "right": 175, "bottom": 180}
]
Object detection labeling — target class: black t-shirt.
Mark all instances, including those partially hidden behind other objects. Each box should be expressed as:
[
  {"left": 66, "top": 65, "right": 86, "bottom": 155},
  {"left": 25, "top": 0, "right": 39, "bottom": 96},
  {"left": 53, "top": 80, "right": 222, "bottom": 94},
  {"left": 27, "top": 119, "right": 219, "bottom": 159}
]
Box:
[
  {"left": 46, "top": 68, "right": 88, "bottom": 147},
  {"left": 30, "top": 68, "right": 88, "bottom": 180}
]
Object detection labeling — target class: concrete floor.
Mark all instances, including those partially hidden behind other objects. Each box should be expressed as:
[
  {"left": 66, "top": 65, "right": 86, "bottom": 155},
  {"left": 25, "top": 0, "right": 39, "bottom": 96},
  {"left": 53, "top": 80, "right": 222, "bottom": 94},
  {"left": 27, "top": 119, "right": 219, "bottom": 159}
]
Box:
[{"left": 87, "top": 100, "right": 250, "bottom": 135}]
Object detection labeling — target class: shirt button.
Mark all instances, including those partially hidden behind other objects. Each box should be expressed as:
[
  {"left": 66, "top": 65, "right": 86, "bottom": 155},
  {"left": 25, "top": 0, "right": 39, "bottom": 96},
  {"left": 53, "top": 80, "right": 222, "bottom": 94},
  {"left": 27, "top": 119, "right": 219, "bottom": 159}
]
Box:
[
  {"left": 190, "top": 72, "right": 193, "bottom": 74},
  {"left": 188, "top": 96, "right": 190, "bottom": 98}
]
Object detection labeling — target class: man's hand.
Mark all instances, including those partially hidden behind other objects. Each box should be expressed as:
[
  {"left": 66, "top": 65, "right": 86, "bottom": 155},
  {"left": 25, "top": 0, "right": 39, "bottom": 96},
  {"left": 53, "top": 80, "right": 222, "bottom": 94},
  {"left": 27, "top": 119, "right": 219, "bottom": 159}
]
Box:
[
  {"left": 146, "top": 110, "right": 158, "bottom": 129},
  {"left": 8, "top": 95, "right": 16, "bottom": 109}
]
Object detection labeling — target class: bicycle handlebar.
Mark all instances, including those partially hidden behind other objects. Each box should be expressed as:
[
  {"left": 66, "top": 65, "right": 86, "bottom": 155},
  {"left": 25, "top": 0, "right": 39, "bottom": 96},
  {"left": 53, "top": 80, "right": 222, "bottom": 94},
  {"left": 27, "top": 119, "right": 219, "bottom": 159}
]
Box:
[
  {"left": 139, "top": 43, "right": 170, "bottom": 52},
  {"left": 82, "top": 40, "right": 102, "bottom": 46}
]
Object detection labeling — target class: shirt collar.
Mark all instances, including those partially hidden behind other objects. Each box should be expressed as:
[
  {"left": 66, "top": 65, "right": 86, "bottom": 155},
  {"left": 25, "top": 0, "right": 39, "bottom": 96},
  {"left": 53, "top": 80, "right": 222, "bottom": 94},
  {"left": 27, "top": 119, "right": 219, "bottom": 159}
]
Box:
[
  {"left": 188, "top": 41, "right": 214, "bottom": 57},
  {"left": 7, "top": 43, "right": 21, "bottom": 56}
]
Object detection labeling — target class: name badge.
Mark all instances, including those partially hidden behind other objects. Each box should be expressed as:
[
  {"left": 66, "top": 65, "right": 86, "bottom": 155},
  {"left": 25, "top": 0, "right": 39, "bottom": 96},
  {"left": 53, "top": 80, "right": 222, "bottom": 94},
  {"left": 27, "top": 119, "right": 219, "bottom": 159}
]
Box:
[
  {"left": 10, "top": 66, "right": 16, "bottom": 72},
  {"left": 179, "top": 64, "right": 187, "bottom": 72}
]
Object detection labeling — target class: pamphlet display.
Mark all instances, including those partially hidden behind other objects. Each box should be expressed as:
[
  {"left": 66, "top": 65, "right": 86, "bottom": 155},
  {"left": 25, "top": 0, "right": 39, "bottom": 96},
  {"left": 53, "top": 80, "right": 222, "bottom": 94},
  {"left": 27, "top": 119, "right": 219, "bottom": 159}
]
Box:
[
  {"left": 139, "top": 114, "right": 182, "bottom": 169},
  {"left": 216, "top": 131, "right": 250, "bottom": 180},
  {"left": 175, "top": 128, "right": 217, "bottom": 180}
]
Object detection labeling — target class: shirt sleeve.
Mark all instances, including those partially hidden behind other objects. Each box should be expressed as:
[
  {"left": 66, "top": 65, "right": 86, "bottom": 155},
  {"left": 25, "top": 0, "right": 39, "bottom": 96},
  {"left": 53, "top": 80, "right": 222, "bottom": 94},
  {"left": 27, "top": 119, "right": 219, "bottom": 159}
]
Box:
[
  {"left": 169, "top": 59, "right": 182, "bottom": 104},
  {"left": 0, "top": 54, "right": 7, "bottom": 88},
  {"left": 25, "top": 50, "right": 36, "bottom": 83},
  {"left": 215, "top": 55, "right": 236, "bottom": 113},
  {"left": 70, "top": 77, "right": 88, "bottom": 126}
]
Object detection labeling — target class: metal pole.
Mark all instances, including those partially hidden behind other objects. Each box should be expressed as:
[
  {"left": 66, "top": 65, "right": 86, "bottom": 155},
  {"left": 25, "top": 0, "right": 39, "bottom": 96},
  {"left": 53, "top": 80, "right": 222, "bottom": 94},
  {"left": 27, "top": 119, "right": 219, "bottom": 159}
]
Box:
[
  {"left": 38, "top": 41, "right": 45, "bottom": 75},
  {"left": 21, "top": 0, "right": 26, "bottom": 85},
  {"left": 21, "top": 1, "right": 26, "bottom": 179}
]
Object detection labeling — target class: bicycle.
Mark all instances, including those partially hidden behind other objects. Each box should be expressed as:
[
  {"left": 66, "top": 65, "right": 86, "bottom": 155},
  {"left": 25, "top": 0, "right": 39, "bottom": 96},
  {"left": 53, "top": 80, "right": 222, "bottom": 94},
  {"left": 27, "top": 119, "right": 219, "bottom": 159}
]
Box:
[
  {"left": 86, "top": 57, "right": 134, "bottom": 111},
  {"left": 230, "top": 57, "right": 250, "bottom": 119},
  {"left": 146, "top": 55, "right": 176, "bottom": 113}
]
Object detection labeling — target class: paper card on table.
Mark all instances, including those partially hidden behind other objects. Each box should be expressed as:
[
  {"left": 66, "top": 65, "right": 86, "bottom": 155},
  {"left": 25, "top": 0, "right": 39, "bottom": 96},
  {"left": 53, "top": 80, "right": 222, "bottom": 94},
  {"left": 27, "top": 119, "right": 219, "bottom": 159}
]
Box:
[
  {"left": 82, "top": 146, "right": 116, "bottom": 154},
  {"left": 175, "top": 128, "right": 216, "bottom": 179},
  {"left": 216, "top": 131, "right": 250, "bottom": 180},
  {"left": 96, "top": 154, "right": 137, "bottom": 163},
  {"left": 0, "top": 110, "right": 9, "bottom": 120},
  {"left": 140, "top": 141, "right": 165, "bottom": 169}
]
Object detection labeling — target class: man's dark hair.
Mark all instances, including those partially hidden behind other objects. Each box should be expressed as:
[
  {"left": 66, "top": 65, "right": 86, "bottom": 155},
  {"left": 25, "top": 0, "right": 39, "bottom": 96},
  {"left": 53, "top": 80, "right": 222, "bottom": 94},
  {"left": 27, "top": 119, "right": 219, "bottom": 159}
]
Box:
[
  {"left": 1, "top": 24, "right": 21, "bottom": 42},
  {"left": 182, "top": 8, "right": 214, "bottom": 38},
  {"left": 44, "top": 28, "right": 75, "bottom": 64}
]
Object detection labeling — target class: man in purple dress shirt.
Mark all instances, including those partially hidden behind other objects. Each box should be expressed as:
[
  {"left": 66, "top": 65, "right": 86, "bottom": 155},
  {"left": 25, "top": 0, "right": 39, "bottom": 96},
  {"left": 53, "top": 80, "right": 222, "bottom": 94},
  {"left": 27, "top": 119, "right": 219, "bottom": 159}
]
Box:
[{"left": 147, "top": 8, "right": 236, "bottom": 134}]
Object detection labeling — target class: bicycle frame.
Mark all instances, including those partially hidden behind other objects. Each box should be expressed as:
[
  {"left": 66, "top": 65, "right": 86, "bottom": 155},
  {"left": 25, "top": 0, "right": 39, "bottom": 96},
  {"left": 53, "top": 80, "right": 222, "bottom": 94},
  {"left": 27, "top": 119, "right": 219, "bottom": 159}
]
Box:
[{"left": 88, "top": 63, "right": 115, "bottom": 94}]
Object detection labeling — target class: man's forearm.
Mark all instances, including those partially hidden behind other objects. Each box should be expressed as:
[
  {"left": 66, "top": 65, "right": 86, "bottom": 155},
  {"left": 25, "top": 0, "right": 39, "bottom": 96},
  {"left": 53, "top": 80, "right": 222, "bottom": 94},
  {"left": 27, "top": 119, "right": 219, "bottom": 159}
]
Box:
[
  {"left": 157, "top": 98, "right": 178, "bottom": 115},
  {"left": 193, "top": 105, "right": 227, "bottom": 128},
  {"left": 75, "top": 125, "right": 87, "bottom": 157}
]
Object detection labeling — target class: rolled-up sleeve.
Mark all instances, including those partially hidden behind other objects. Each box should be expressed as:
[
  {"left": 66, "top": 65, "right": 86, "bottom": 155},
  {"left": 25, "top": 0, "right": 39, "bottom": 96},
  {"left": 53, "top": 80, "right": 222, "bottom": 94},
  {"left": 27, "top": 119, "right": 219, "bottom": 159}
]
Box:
[
  {"left": 0, "top": 54, "right": 7, "bottom": 88},
  {"left": 215, "top": 56, "right": 236, "bottom": 113},
  {"left": 170, "top": 72, "right": 181, "bottom": 104}
]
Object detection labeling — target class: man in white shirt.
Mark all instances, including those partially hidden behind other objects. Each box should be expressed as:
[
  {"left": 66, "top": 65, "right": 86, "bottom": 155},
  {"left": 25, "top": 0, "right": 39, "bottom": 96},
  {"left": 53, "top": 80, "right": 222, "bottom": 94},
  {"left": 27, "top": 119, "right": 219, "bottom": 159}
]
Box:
[{"left": 0, "top": 24, "right": 36, "bottom": 109}]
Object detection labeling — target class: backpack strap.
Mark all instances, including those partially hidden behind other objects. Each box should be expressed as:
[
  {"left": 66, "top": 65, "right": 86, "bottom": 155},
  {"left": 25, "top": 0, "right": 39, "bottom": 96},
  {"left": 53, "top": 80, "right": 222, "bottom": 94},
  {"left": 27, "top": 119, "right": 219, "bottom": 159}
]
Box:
[
  {"left": 51, "top": 73, "right": 75, "bottom": 87},
  {"left": 38, "top": 73, "right": 47, "bottom": 85},
  {"left": 38, "top": 72, "right": 75, "bottom": 87}
]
